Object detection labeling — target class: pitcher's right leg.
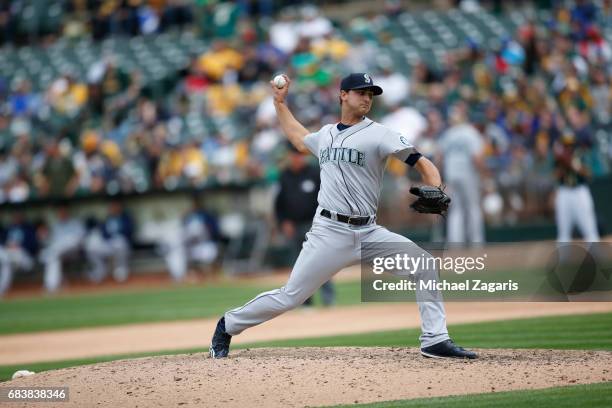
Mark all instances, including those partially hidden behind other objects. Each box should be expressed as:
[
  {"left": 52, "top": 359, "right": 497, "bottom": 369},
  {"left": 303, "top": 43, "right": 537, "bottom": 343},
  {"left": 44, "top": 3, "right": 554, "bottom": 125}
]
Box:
[{"left": 224, "top": 221, "right": 352, "bottom": 336}]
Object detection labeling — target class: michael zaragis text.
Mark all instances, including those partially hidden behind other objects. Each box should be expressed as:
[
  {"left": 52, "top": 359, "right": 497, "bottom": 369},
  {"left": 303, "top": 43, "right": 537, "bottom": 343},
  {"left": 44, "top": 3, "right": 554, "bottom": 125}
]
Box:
[{"left": 371, "top": 279, "right": 519, "bottom": 293}]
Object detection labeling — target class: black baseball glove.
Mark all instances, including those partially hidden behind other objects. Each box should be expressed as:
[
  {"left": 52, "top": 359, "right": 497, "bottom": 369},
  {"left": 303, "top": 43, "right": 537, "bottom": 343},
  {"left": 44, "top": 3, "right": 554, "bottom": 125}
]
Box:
[{"left": 409, "top": 185, "right": 451, "bottom": 217}]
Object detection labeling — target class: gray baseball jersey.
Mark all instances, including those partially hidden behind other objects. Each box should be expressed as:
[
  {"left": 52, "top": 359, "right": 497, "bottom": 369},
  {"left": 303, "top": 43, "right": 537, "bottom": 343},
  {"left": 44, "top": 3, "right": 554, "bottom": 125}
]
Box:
[
  {"left": 224, "top": 117, "right": 449, "bottom": 348},
  {"left": 438, "top": 123, "right": 485, "bottom": 244},
  {"left": 303, "top": 117, "right": 418, "bottom": 216},
  {"left": 437, "top": 123, "right": 483, "bottom": 182}
]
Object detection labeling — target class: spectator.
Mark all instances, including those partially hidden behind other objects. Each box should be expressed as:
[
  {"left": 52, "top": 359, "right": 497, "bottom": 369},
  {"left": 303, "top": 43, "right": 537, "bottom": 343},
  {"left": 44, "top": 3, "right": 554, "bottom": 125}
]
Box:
[
  {"left": 160, "top": 0, "right": 193, "bottom": 31},
  {"left": 137, "top": 4, "right": 160, "bottom": 35},
  {"left": 9, "top": 78, "right": 39, "bottom": 117},
  {"left": 0, "top": 1, "right": 17, "bottom": 46},
  {"left": 37, "top": 139, "right": 79, "bottom": 198},
  {"left": 197, "top": 40, "right": 244, "bottom": 83},
  {"left": 256, "top": 34, "right": 287, "bottom": 71},
  {"left": 238, "top": 46, "right": 273, "bottom": 86},
  {"left": 590, "top": 67, "right": 611, "bottom": 125},
  {"left": 418, "top": 109, "right": 446, "bottom": 159},
  {"left": 297, "top": 5, "right": 333, "bottom": 41},
  {"left": 311, "top": 31, "right": 351, "bottom": 62},
  {"left": 0, "top": 145, "right": 18, "bottom": 201},
  {"left": 567, "top": 106, "right": 594, "bottom": 147},
  {"left": 343, "top": 35, "right": 379, "bottom": 73},
  {"left": 571, "top": 0, "right": 598, "bottom": 28},
  {"left": 47, "top": 73, "right": 89, "bottom": 117},
  {"left": 208, "top": 1, "right": 241, "bottom": 39},
  {"left": 117, "top": 1, "right": 140, "bottom": 36},
  {"left": 557, "top": 74, "right": 592, "bottom": 112},
  {"left": 381, "top": 105, "right": 427, "bottom": 145},
  {"left": 290, "top": 37, "right": 332, "bottom": 87},
  {"left": 90, "top": 3, "right": 115, "bottom": 41},
  {"left": 181, "top": 140, "right": 208, "bottom": 187},
  {"left": 375, "top": 63, "right": 410, "bottom": 108},
  {"left": 269, "top": 9, "right": 300, "bottom": 55},
  {"left": 184, "top": 56, "right": 210, "bottom": 95},
  {"left": 524, "top": 134, "right": 555, "bottom": 218},
  {"left": 4, "top": 170, "right": 30, "bottom": 203},
  {"left": 99, "top": 59, "right": 132, "bottom": 102},
  {"left": 73, "top": 130, "right": 111, "bottom": 195},
  {"left": 250, "top": 123, "right": 283, "bottom": 173},
  {"left": 156, "top": 141, "right": 183, "bottom": 189}
]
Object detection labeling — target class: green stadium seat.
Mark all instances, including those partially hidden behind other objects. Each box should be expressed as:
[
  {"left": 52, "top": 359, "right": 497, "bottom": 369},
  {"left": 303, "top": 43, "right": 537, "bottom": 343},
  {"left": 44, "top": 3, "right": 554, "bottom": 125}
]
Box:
[
  {"left": 41, "top": 2, "right": 64, "bottom": 34},
  {"left": 17, "top": 4, "right": 40, "bottom": 37}
]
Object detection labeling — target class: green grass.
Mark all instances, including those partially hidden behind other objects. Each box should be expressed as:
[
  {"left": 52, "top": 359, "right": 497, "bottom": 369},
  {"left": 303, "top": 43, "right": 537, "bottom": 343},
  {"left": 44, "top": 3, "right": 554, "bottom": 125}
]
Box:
[
  {"left": 0, "top": 280, "right": 362, "bottom": 335},
  {"left": 331, "top": 382, "right": 612, "bottom": 407},
  {"left": 254, "top": 311, "right": 612, "bottom": 350},
  {"left": 1, "top": 312, "right": 610, "bottom": 382},
  {"left": 3, "top": 264, "right": 608, "bottom": 335}
]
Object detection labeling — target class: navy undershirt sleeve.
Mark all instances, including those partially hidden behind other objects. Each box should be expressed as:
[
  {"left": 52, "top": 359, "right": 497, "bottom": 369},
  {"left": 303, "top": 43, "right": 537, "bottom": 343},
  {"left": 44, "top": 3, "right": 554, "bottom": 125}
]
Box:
[{"left": 404, "top": 152, "right": 423, "bottom": 167}]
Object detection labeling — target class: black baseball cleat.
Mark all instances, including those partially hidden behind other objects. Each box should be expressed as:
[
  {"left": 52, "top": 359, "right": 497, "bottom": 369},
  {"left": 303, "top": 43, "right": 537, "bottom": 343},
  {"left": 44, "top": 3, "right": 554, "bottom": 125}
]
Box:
[
  {"left": 420, "top": 339, "right": 478, "bottom": 359},
  {"left": 209, "top": 317, "right": 232, "bottom": 358}
]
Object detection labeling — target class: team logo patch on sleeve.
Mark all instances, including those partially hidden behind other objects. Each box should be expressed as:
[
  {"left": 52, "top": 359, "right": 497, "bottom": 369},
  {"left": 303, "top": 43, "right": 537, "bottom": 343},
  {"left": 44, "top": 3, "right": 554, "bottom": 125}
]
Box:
[{"left": 400, "top": 136, "right": 411, "bottom": 146}]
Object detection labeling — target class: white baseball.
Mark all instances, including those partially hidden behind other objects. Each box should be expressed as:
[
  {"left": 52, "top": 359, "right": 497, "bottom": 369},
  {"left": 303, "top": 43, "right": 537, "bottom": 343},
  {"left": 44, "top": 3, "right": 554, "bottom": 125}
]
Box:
[
  {"left": 273, "top": 75, "right": 287, "bottom": 89},
  {"left": 12, "top": 370, "right": 35, "bottom": 379}
]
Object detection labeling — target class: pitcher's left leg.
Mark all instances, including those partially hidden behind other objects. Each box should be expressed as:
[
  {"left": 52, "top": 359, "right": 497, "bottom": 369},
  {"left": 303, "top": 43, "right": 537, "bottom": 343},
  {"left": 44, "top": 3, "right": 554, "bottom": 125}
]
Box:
[
  {"left": 362, "top": 225, "right": 476, "bottom": 358},
  {"left": 362, "top": 226, "right": 449, "bottom": 347}
]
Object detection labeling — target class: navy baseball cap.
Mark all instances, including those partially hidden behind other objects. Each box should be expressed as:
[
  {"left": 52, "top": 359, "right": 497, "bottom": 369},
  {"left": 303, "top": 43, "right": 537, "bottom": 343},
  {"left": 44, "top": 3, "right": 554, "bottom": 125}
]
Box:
[{"left": 340, "top": 73, "right": 383, "bottom": 95}]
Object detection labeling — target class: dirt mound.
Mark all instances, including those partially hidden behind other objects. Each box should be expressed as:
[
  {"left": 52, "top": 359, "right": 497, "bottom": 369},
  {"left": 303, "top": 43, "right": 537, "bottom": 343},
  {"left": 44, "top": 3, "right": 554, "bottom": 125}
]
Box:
[{"left": 6, "top": 347, "right": 612, "bottom": 407}]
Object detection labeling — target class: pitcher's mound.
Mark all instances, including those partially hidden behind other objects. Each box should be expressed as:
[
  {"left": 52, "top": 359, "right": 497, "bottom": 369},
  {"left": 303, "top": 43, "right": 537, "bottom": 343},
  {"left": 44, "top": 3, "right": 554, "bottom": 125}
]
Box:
[{"left": 7, "top": 347, "right": 612, "bottom": 407}]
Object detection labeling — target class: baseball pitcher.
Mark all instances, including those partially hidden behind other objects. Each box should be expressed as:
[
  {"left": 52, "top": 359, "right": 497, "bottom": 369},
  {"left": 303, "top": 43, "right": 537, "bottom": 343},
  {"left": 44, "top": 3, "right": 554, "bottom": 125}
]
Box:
[{"left": 210, "top": 73, "right": 477, "bottom": 360}]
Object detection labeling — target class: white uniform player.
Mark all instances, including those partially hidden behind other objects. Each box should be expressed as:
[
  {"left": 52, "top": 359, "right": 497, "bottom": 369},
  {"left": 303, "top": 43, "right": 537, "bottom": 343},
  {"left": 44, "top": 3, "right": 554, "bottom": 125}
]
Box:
[
  {"left": 0, "top": 214, "right": 37, "bottom": 297},
  {"left": 84, "top": 202, "right": 133, "bottom": 283},
  {"left": 437, "top": 105, "right": 485, "bottom": 245},
  {"left": 164, "top": 208, "right": 219, "bottom": 281},
  {"left": 553, "top": 135, "right": 600, "bottom": 242},
  {"left": 209, "top": 73, "right": 477, "bottom": 359},
  {"left": 39, "top": 206, "right": 86, "bottom": 292}
]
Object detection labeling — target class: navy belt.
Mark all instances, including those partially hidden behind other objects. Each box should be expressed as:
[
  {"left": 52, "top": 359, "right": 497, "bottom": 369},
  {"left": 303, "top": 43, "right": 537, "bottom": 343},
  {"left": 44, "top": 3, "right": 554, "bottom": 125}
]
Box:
[{"left": 320, "top": 209, "right": 372, "bottom": 226}]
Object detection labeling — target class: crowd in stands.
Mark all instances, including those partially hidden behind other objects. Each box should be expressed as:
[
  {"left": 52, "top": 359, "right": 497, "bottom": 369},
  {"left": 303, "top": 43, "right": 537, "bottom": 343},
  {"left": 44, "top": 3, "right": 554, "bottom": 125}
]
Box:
[
  {"left": 0, "top": 0, "right": 610, "bottom": 227},
  {"left": 0, "top": 0, "right": 194, "bottom": 45}
]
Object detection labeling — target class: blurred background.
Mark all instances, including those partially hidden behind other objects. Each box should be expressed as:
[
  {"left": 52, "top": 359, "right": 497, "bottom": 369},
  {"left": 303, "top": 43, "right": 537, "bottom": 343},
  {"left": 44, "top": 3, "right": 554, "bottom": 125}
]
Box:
[{"left": 0, "top": 0, "right": 610, "bottom": 297}]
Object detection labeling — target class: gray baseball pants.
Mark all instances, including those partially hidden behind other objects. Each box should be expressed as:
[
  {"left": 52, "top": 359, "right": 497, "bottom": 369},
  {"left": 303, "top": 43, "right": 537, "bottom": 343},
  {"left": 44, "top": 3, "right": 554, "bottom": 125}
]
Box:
[{"left": 225, "top": 211, "right": 450, "bottom": 348}]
